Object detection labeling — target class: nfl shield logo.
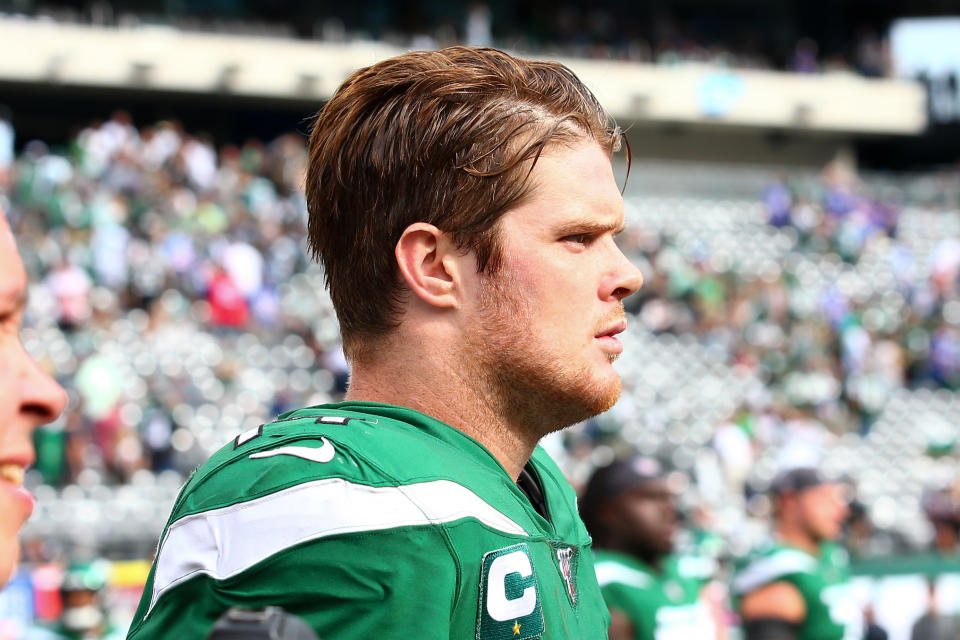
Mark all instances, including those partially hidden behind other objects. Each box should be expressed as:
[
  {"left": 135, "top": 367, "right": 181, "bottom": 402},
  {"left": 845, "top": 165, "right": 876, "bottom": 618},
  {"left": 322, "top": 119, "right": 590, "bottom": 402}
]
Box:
[{"left": 555, "top": 546, "right": 578, "bottom": 606}]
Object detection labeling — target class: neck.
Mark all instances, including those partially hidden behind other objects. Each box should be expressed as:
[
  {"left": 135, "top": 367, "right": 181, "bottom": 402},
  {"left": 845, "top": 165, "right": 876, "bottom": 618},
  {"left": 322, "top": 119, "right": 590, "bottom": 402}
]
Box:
[
  {"left": 345, "top": 339, "right": 539, "bottom": 480},
  {"left": 776, "top": 523, "right": 820, "bottom": 555}
]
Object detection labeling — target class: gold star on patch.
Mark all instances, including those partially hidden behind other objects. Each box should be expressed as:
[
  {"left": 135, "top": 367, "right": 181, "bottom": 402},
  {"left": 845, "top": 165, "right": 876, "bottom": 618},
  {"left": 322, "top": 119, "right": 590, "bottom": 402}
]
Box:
[{"left": 512, "top": 620, "right": 521, "bottom": 636}]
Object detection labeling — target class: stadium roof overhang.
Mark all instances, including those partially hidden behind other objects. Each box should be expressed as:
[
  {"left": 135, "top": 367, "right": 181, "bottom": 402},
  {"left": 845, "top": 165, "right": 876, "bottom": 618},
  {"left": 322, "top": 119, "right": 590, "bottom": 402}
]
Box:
[{"left": 0, "top": 17, "right": 927, "bottom": 138}]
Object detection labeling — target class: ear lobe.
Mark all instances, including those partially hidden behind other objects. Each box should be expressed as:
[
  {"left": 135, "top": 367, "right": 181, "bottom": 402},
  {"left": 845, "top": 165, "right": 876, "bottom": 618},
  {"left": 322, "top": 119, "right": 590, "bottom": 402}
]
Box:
[{"left": 395, "top": 222, "right": 459, "bottom": 309}]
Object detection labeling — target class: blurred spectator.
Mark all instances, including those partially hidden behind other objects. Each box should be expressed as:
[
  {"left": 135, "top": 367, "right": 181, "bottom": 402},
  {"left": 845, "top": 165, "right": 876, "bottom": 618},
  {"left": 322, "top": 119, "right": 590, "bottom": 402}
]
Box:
[
  {"left": 2, "top": 6, "right": 890, "bottom": 77},
  {"left": 924, "top": 484, "right": 960, "bottom": 554},
  {"left": 764, "top": 178, "right": 792, "bottom": 228},
  {"left": 733, "top": 468, "right": 860, "bottom": 639},
  {"left": 712, "top": 412, "right": 754, "bottom": 497},
  {"left": 854, "top": 28, "right": 889, "bottom": 78},
  {"left": 864, "top": 605, "right": 890, "bottom": 640},
  {"left": 792, "top": 38, "right": 819, "bottom": 73},
  {"left": 206, "top": 265, "right": 250, "bottom": 329},
  {"left": 44, "top": 260, "right": 92, "bottom": 332},
  {"left": 43, "top": 562, "right": 125, "bottom": 639},
  {"left": 910, "top": 580, "right": 960, "bottom": 640},
  {"left": 581, "top": 457, "right": 725, "bottom": 639},
  {"left": 0, "top": 106, "right": 13, "bottom": 174}
]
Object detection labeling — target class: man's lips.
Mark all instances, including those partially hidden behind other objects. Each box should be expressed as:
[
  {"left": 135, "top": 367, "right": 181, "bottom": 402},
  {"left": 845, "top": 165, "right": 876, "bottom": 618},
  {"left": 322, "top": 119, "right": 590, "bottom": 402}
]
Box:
[
  {"left": 595, "top": 319, "right": 627, "bottom": 339},
  {"left": 594, "top": 319, "right": 627, "bottom": 354},
  {"left": 0, "top": 474, "right": 35, "bottom": 517}
]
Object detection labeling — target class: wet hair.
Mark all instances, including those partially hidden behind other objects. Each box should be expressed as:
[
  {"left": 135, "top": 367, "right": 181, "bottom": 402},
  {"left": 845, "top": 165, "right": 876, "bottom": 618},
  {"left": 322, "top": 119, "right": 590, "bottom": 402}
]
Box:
[{"left": 305, "top": 46, "right": 624, "bottom": 359}]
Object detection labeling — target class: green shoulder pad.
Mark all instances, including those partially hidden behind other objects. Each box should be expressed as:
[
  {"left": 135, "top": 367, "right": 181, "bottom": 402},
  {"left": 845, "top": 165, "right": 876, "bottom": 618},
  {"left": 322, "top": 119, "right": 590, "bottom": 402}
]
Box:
[{"left": 170, "top": 409, "right": 388, "bottom": 520}]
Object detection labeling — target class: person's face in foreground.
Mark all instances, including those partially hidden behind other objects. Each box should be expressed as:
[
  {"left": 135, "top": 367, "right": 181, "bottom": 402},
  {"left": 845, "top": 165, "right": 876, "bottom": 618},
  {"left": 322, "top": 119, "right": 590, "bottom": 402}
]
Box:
[
  {"left": 0, "top": 212, "right": 67, "bottom": 586},
  {"left": 467, "top": 139, "right": 644, "bottom": 424}
]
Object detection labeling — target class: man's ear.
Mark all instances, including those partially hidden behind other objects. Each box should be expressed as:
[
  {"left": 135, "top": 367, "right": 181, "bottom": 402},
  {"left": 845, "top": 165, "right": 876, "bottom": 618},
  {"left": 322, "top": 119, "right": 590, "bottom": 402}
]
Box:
[{"left": 395, "top": 223, "right": 463, "bottom": 309}]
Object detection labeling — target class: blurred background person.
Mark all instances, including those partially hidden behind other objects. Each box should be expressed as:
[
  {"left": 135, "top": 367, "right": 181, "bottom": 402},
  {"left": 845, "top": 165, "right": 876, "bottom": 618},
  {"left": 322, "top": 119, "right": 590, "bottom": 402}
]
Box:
[
  {"left": 581, "top": 456, "right": 725, "bottom": 640},
  {"left": 0, "top": 207, "right": 67, "bottom": 588},
  {"left": 909, "top": 580, "right": 960, "bottom": 640},
  {"left": 732, "top": 467, "right": 860, "bottom": 640},
  {"left": 43, "top": 562, "right": 122, "bottom": 640}
]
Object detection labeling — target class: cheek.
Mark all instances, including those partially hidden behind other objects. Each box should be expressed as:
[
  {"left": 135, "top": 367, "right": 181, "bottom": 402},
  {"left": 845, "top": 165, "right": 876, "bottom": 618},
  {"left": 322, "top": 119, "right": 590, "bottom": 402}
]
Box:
[
  {"left": 815, "top": 504, "right": 839, "bottom": 530},
  {"left": 505, "top": 258, "right": 570, "bottom": 316},
  {"left": 509, "top": 247, "right": 588, "bottom": 292},
  {"left": 505, "top": 254, "right": 550, "bottom": 295},
  {"left": 0, "top": 359, "right": 14, "bottom": 421},
  {"left": 623, "top": 504, "right": 657, "bottom": 530}
]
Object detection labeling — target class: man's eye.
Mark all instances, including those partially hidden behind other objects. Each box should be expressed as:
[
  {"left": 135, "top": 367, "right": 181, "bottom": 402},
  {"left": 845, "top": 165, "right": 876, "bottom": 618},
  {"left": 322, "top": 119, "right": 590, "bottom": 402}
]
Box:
[{"left": 563, "top": 234, "right": 589, "bottom": 244}]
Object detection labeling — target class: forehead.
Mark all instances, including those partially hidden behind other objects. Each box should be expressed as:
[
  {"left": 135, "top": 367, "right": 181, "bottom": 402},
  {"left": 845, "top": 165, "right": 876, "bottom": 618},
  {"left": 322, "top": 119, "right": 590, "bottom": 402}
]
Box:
[
  {"left": 0, "top": 216, "right": 27, "bottom": 307},
  {"left": 805, "top": 483, "right": 841, "bottom": 497},
  {"left": 500, "top": 140, "right": 623, "bottom": 231},
  {"left": 622, "top": 479, "right": 672, "bottom": 501},
  {"left": 791, "top": 482, "right": 841, "bottom": 503}
]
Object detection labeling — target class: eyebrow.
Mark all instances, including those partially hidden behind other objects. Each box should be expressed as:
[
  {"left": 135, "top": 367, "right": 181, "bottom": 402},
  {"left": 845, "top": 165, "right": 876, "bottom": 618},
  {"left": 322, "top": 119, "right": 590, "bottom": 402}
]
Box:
[{"left": 555, "top": 218, "right": 625, "bottom": 236}]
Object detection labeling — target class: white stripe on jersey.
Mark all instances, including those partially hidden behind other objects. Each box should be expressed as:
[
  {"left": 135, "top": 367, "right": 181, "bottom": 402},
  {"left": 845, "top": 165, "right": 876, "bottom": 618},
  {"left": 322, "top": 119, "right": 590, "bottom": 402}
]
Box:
[
  {"left": 594, "top": 561, "right": 653, "bottom": 588},
  {"left": 148, "top": 478, "right": 528, "bottom": 615},
  {"left": 731, "top": 549, "right": 817, "bottom": 595}
]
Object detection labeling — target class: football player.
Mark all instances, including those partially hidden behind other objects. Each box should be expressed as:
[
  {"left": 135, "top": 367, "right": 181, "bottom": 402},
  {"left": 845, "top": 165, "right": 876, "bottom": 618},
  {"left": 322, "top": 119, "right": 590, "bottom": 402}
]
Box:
[
  {"left": 732, "top": 467, "right": 860, "bottom": 640},
  {"left": 0, "top": 207, "right": 67, "bottom": 587},
  {"left": 127, "top": 47, "right": 644, "bottom": 639},
  {"left": 581, "top": 457, "right": 725, "bottom": 640}
]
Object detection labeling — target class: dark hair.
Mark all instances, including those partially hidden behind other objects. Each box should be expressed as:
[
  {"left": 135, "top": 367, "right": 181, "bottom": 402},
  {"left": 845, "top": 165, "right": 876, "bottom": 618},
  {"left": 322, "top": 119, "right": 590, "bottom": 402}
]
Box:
[{"left": 305, "top": 46, "right": 624, "bottom": 358}]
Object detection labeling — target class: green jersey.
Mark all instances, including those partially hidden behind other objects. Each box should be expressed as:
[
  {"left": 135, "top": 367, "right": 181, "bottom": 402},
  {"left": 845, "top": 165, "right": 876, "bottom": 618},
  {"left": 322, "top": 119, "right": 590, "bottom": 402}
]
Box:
[
  {"left": 732, "top": 541, "right": 861, "bottom": 640},
  {"left": 126, "top": 402, "right": 609, "bottom": 639},
  {"left": 592, "top": 550, "right": 716, "bottom": 640}
]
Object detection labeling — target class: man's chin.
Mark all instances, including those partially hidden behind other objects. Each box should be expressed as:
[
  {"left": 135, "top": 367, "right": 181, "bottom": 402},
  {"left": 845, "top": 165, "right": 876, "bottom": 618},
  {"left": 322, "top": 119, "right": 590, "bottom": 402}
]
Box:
[
  {"left": 571, "top": 374, "right": 621, "bottom": 421},
  {"left": 0, "top": 533, "right": 18, "bottom": 588}
]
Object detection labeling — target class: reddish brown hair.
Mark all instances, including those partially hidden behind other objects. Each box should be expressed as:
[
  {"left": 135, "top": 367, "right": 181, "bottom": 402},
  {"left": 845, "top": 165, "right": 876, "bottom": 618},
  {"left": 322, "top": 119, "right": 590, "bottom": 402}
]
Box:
[{"left": 306, "top": 46, "right": 623, "bottom": 357}]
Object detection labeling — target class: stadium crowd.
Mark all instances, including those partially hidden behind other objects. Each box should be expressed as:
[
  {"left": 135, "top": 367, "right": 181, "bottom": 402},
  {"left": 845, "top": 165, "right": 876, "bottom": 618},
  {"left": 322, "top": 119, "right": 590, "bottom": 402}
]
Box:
[
  {"left": 1, "top": 112, "right": 959, "bottom": 636},
  {"left": 5, "top": 1, "right": 891, "bottom": 77},
  {"left": 4, "top": 114, "right": 958, "bottom": 493}
]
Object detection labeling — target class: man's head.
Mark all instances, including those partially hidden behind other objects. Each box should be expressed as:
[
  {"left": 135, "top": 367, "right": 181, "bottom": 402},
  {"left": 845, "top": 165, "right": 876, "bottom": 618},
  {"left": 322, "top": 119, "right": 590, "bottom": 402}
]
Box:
[
  {"left": 0, "top": 209, "right": 67, "bottom": 586},
  {"left": 306, "top": 47, "right": 642, "bottom": 431},
  {"left": 580, "top": 457, "right": 677, "bottom": 562},
  {"left": 771, "top": 467, "right": 849, "bottom": 544},
  {"left": 307, "top": 47, "right": 630, "bottom": 354}
]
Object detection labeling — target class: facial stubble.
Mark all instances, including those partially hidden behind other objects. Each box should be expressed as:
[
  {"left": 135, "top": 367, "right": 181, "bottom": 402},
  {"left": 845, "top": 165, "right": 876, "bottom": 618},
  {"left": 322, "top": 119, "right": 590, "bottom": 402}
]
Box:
[{"left": 464, "top": 273, "right": 624, "bottom": 442}]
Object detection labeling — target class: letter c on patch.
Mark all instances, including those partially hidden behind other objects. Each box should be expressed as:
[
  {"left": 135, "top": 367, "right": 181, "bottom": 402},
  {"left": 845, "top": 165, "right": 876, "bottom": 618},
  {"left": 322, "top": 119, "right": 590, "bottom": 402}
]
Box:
[{"left": 486, "top": 550, "right": 536, "bottom": 622}]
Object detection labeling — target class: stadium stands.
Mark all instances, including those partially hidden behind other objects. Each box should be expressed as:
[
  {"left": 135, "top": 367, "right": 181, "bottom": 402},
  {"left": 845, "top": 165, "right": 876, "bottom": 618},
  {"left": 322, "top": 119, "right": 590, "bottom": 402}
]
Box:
[
  {"left": 0, "top": 106, "right": 957, "bottom": 638},
  {"left": 5, "top": 114, "right": 959, "bottom": 561}
]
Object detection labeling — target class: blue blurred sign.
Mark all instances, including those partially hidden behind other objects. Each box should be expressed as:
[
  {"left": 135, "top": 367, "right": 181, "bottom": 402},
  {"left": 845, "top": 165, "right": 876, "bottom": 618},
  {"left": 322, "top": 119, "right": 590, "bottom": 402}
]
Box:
[
  {"left": 698, "top": 73, "right": 745, "bottom": 117},
  {"left": 0, "top": 570, "right": 35, "bottom": 633}
]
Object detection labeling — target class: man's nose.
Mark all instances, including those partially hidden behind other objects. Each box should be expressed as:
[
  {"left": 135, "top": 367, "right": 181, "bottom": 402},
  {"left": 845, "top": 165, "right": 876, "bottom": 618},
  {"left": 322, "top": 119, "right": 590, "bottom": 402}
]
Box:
[{"left": 19, "top": 347, "right": 68, "bottom": 425}]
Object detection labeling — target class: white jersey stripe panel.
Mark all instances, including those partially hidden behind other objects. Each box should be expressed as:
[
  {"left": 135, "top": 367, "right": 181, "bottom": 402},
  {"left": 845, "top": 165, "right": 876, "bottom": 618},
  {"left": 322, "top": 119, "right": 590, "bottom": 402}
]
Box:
[
  {"left": 731, "top": 550, "right": 817, "bottom": 595},
  {"left": 593, "top": 561, "right": 652, "bottom": 588},
  {"left": 148, "top": 477, "right": 528, "bottom": 615}
]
